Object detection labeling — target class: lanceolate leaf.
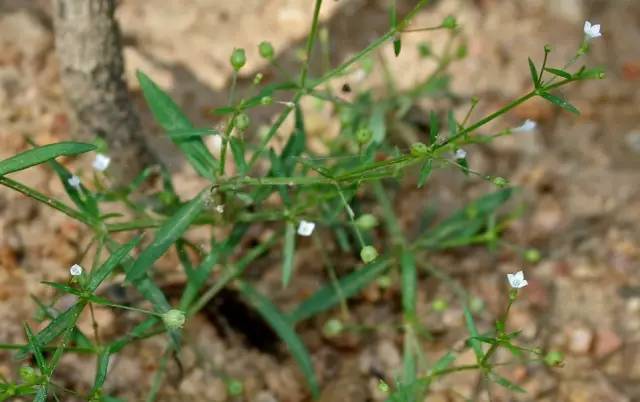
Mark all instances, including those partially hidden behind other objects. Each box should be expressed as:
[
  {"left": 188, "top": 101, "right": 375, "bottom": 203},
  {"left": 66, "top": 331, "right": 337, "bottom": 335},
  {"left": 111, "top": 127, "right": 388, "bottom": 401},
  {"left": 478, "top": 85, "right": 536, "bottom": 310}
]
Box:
[
  {"left": 0, "top": 142, "right": 95, "bottom": 176},
  {"left": 237, "top": 281, "right": 319, "bottom": 398},
  {"left": 137, "top": 71, "right": 217, "bottom": 180},
  {"left": 539, "top": 91, "right": 580, "bottom": 115},
  {"left": 87, "top": 236, "right": 143, "bottom": 292},
  {"left": 288, "top": 257, "right": 390, "bottom": 323},
  {"left": 528, "top": 58, "right": 540, "bottom": 87},
  {"left": 126, "top": 191, "right": 206, "bottom": 283}
]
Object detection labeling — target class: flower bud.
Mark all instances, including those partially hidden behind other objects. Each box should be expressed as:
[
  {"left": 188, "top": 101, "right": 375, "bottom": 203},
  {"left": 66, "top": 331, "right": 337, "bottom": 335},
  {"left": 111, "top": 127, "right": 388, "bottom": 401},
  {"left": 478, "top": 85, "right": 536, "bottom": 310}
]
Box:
[
  {"left": 258, "top": 41, "right": 275, "bottom": 60},
  {"left": 360, "top": 245, "right": 378, "bottom": 263},
  {"left": 162, "top": 309, "right": 186, "bottom": 330},
  {"left": 230, "top": 48, "right": 246, "bottom": 71}
]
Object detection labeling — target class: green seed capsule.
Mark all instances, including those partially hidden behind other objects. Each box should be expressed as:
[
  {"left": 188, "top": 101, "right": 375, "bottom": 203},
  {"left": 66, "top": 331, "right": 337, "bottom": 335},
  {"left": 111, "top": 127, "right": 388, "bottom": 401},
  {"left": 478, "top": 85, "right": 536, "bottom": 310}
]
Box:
[
  {"left": 492, "top": 176, "right": 508, "bottom": 188},
  {"left": 322, "top": 318, "right": 344, "bottom": 337},
  {"left": 524, "top": 248, "right": 541, "bottom": 263},
  {"left": 230, "top": 48, "right": 246, "bottom": 71},
  {"left": 360, "top": 245, "right": 378, "bottom": 263},
  {"left": 355, "top": 214, "right": 378, "bottom": 230},
  {"left": 162, "top": 309, "right": 186, "bottom": 330},
  {"left": 234, "top": 113, "right": 250, "bottom": 131},
  {"left": 544, "top": 351, "right": 564, "bottom": 367},
  {"left": 258, "top": 41, "right": 275, "bottom": 60},
  {"left": 410, "top": 142, "right": 429, "bottom": 157},
  {"left": 356, "top": 127, "right": 373, "bottom": 144}
]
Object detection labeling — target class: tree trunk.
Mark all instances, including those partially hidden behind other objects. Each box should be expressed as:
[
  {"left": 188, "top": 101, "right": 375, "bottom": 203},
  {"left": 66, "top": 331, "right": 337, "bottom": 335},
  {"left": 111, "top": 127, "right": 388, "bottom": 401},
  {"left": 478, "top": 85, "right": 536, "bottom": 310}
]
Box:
[{"left": 52, "top": 0, "right": 153, "bottom": 180}]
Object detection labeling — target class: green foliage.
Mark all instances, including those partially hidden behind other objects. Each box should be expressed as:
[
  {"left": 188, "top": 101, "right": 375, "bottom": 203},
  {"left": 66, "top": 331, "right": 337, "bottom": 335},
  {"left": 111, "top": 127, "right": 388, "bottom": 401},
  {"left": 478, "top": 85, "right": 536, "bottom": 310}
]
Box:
[{"left": 0, "top": 2, "right": 604, "bottom": 400}]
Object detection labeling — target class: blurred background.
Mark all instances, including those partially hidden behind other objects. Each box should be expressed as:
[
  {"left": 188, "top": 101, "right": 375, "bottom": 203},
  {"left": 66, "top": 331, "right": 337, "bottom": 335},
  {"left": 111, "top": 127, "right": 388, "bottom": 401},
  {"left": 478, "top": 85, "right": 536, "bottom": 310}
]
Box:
[{"left": 0, "top": 0, "right": 639, "bottom": 401}]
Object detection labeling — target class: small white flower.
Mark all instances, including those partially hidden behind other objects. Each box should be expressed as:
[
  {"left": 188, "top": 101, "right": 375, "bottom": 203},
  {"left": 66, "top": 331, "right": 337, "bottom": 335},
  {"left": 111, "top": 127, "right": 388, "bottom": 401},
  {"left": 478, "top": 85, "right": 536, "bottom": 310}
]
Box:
[
  {"left": 454, "top": 148, "right": 467, "bottom": 160},
  {"left": 92, "top": 154, "right": 111, "bottom": 172},
  {"left": 69, "top": 264, "right": 83, "bottom": 276},
  {"left": 507, "top": 270, "right": 528, "bottom": 289},
  {"left": 583, "top": 21, "right": 602, "bottom": 40},
  {"left": 297, "top": 220, "right": 316, "bottom": 236},
  {"left": 513, "top": 119, "right": 537, "bottom": 133},
  {"left": 67, "top": 175, "right": 81, "bottom": 189},
  {"left": 215, "top": 204, "right": 225, "bottom": 214}
]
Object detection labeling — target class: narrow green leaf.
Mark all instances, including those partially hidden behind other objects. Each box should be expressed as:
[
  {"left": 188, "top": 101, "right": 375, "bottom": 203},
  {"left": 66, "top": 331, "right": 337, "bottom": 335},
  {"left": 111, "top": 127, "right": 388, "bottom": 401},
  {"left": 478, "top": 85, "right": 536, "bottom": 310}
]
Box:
[
  {"left": 393, "top": 38, "right": 402, "bottom": 57},
  {"left": 458, "top": 157, "right": 470, "bottom": 176},
  {"left": 282, "top": 222, "right": 296, "bottom": 287},
  {"left": 544, "top": 67, "right": 571, "bottom": 80},
  {"left": 33, "top": 302, "right": 85, "bottom": 349},
  {"left": 539, "top": 91, "right": 580, "bottom": 115},
  {"left": 400, "top": 249, "right": 417, "bottom": 318},
  {"left": 136, "top": 71, "right": 217, "bottom": 180},
  {"left": 166, "top": 128, "right": 219, "bottom": 139},
  {"left": 108, "top": 317, "right": 160, "bottom": 354},
  {"left": 431, "top": 351, "right": 456, "bottom": 374},
  {"left": 49, "top": 159, "right": 99, "bottom": 218},
  {"left": 0, "top": 142, "right": 95, "bottom": 176},
  {"left": 91, "top": 349, "right": 111, "bottom": 395},
  {"left": 490, "top": 373, "right": 526, "bottom": 393},
  {"left": 417, "top": 159, "right": 433, "bottom": 188},
  {"left": 289, "top": 257, "right": 390, "bottom": 323},
  {"left": 463, "top": 305, "right": 484, "bottom": 362},
  {"left": 24, "top": 324, "right": 46, "bottom": 372},
  {"left": 281, "top": 104, "right": 306, "bottom": 175},
  {"left": 447, "top": 110, "right": 457, "bottom": 138},
  {"left": 229, "top": 137, "right": 248, "bottom": 176},
  {"left": 237, "top": 281, "right": 319, "bottom": 398},
  {"left": 574, "top": 66, "right": 604, "bottom": 80},
  {"left": 33, "top": 385, "right": 47, "bottom": 402},
  {"left": 428, "top": 111, "right": 439, "bottom": 144},
  {"left": 527, "top": 58, "right": 539, "bottom": 88},
  {"left": 87, "top": 235, "right": 142, "bottom": 292},
  {"left": 127, "top": 191, "right": 206, "bottom": 283}
]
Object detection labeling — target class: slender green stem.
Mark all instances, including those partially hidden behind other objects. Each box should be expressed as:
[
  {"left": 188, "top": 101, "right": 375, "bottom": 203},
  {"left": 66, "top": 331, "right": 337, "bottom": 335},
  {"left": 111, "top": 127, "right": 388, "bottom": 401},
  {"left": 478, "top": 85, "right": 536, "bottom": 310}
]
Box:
[
  {"left": 300, "top": 0, "right": 324, "bottom": 89},
  {"left": 218, "top": 110, "right": 239, "bottom": 176}
]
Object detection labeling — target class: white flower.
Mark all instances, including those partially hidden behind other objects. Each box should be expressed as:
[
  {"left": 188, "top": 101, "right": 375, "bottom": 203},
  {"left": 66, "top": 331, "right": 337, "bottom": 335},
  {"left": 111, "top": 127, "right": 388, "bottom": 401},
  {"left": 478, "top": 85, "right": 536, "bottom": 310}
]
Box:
[
  {"left": 215, "top": 204, "right": 225, "bottom": 214},
  {"left": 513, "top": 119, "right": 537, "bottom": 133},
  {"left": 583, "top": 21, "right": 602, "bottom": 39},
  {"left": 92, "top": 154, "right": 111, "bottom": 172},
  {"left": 297, "top": 220, "right": 316, "bottom": 236},
  {"left": 67, "top": 175, "right": 81, "bottom": 189},
  {"left": 454, "top": 148, "right": 467, "bottom": 160},
  {"left": 507, "top": 270, "right": 528, "bottom": 289},
  {"left": 69, "top": 264, "right": 83, "bottom": 276}
]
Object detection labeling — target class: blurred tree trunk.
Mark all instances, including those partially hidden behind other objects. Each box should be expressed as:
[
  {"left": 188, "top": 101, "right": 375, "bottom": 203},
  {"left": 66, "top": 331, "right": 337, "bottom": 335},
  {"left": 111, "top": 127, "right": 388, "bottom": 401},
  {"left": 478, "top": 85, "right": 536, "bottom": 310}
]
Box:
[{"left": 52, "top": 0, "right": 153, "bottom": 180}]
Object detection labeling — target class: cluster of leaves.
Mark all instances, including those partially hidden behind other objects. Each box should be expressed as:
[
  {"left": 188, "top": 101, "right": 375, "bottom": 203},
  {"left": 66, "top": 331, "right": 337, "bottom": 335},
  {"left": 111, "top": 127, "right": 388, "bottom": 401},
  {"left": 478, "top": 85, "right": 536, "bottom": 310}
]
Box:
[{"left": 0, "top": 1, "right": 601, "bottom": 401}]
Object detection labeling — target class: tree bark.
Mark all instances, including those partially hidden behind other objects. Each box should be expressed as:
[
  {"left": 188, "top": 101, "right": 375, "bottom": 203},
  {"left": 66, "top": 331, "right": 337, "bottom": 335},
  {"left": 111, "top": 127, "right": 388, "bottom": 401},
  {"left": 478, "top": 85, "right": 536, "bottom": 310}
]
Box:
[{"left": 52, "top": 0, "right": 153, "bottom": 180}]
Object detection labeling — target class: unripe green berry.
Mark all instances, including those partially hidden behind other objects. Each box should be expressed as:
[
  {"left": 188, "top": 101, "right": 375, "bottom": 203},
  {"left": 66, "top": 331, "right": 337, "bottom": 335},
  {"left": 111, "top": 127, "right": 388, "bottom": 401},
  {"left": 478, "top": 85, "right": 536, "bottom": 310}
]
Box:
[
  {"left": 442, "top": 15, "right": 457, "bottom": 29},
  {"left": 360, "top": 245, "right": 378, "bottom": 263},
  {"left": 162, "top": 309, "right": 186, "bottom": 330},
  {"left": 230, "top": 48, "right": 246, "bottom": 71},
  {"left": 19, "top": 366, "right": 37, "bottom": 383},
  {"left": 524, "top": 248, "right": 541, "bottom": 263},
  {"left": 355, "top": 214, "right": 378, "bottom": 230},
  {"left": 258, "top": 41, "right": 275, "bottom": 60},
  {"left": 322, "top": 318, "right": 344, "bottom": 337},
  {"left": 355, "top": 127, "right": 372, "bottom": 145},
  {"left": 410, "top": 142, "right": 429, "bottom": 157},
  {"left": 260, "top": 96, "right": 273, "bottom": 105},
  {"left": 234, "top": 113, "right": 250, "bottom": 131}
]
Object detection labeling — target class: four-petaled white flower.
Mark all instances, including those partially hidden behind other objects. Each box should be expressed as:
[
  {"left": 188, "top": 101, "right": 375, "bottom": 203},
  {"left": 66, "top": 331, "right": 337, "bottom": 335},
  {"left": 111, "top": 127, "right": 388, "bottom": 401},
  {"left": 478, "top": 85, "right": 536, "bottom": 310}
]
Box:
[
  {"left": 507, "top": 270, "right": 528, "bottom": 289},
  {"left": 297, "top": 220, "right": 315, "bottom": 236},
  {"left": 514, "top": 119, "right": 537, "bottom": 133},
  {"left": 92, "top": 154, "right": 111, "bottom": 172},
  {"left": 67, "top": 175, "right": 81, "bottom": 189},
  {"left": 69, "top": 264, "right": 83, "bottom": 276},
  {"left": 455, "top": 148, "right": 467, "bottom": 160},
  {"left": 215, "top": 204, "right": 225, "bottom": 214},
  {"left": 583, "top": 21, "right": 602, "bottom": 40}
]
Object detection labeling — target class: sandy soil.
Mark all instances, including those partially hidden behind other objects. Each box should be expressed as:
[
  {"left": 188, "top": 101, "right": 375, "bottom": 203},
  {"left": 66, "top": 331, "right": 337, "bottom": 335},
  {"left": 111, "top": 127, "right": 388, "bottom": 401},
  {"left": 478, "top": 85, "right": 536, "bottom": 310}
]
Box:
[{"left": 0, "top": 0, "right": 639, "bottom": 401}]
